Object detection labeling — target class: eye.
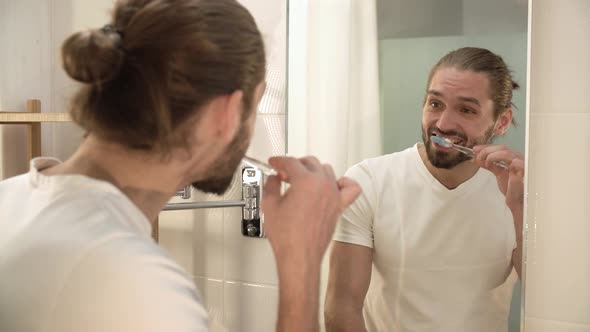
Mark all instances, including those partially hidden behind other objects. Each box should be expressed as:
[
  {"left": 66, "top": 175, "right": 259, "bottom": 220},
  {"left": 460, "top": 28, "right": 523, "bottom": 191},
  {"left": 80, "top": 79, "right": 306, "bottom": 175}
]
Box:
[
  {"left": 429, "top": 100, "right": 443, "bottom": 109},
  {"left": 461, "top": 108, "right": 476, "bottom": 114}
]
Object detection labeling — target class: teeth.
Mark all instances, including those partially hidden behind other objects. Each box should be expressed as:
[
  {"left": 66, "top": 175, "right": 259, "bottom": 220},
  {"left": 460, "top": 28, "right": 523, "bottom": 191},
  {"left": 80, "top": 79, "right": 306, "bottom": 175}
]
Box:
[{"left": 431, "top": 133, "right": 462, "bottom": 145}]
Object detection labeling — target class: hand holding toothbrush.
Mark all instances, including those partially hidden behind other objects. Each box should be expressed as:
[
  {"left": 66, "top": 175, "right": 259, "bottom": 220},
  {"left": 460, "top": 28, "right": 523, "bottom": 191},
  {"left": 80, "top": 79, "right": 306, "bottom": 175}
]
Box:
[
  {"left": 261, "top": 156, "right": 362, "bottom": 264},
  {"left": 472, "top": 144, "right": 524, "bottom": 208},
  {"left": 259, "top": 156, "right": 362, "bottom": 331}
]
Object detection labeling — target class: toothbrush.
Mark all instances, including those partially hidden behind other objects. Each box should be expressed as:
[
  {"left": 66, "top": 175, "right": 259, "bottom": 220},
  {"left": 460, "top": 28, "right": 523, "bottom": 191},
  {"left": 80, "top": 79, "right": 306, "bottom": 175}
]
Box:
[
  {"left": 430, "top": 136, "right": 508, "bottom": 170},
  {"left": 242, "top": 155, "right": 278, "bottom": 176}
]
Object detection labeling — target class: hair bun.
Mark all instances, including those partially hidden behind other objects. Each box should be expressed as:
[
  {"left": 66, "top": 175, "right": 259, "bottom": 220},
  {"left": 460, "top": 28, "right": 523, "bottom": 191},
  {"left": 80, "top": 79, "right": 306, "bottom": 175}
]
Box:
[
  {"left": 61, "top": 28, "right": 125, "bottom": 84},
  {"left": 512, "top": 80, "right": 521, "bottom": 90}
]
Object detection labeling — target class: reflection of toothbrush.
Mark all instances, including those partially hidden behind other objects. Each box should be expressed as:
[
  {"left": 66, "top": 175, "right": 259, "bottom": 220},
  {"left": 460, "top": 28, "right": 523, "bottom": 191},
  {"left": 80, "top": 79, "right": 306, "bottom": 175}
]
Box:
[
  {"left": 242, "top": 156, "right": 278, "bottom": 176},
  {"left": 431, "top": 136, "right": 508, "bottom": 169}
]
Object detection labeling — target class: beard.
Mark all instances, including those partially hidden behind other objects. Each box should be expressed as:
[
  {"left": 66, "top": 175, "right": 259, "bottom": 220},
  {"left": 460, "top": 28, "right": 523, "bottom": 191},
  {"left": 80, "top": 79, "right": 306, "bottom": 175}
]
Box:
[
  {"left": 422, "top": 123, "right": 495, "bottom": 169},
  {"left": 191, "top": 121, "right": 250, "bottom": 195}
]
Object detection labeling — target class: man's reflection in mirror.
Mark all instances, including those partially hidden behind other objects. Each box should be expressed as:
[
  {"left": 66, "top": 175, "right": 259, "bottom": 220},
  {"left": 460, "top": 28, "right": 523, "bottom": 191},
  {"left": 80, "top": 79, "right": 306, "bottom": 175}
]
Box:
[{"left": 325, "top": 47, "right": 525, "bottom": 332}]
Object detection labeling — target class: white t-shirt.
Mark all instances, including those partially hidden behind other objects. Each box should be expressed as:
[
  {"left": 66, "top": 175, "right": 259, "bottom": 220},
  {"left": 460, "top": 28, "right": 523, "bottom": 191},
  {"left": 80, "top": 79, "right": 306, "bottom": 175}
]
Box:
[
  {"left": 0, "top": 158, "right": 208, "bottom": 332},
  {"left": 334, "top": 144, "right": 517, "bottom": 332}
]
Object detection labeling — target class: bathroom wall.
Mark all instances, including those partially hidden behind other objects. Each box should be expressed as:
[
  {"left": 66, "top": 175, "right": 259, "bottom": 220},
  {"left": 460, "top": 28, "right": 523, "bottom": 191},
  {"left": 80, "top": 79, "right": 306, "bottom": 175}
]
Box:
[
  {"left": 524, "top": 0, "right": 590, "bottom": 330},
  {"left": 0, "top": 0, "right": 287, "bottom": 330},
  {"left": 0, "top": 0, "right": 110, "bottom": 177}
]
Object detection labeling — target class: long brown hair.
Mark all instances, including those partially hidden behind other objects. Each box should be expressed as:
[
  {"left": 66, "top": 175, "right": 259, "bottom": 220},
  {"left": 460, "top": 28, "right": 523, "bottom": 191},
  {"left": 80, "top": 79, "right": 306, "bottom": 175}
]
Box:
[{"left": 61, "top": 0, "right": 266, "bottom": 151}]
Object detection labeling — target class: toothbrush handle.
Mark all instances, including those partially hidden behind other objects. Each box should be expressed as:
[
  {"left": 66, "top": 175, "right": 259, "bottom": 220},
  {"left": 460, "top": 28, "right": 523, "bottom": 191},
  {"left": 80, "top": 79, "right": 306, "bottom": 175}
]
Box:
[
  {"left": 453, "top": 145, "right": 509, "bottom": 170},
  {"left": 493, "top": 161, "right": 509, "bottom": 170},
  {"left": 453, "top": 145, "right": 477, "bottom": 159}
]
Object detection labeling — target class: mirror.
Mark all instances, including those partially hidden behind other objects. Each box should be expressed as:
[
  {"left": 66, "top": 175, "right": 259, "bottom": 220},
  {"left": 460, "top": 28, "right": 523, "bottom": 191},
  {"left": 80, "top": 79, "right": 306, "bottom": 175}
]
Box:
[
  {"left": 376, "top": 2, "right": 527, "bottom": 331},
  {"left": 287, "top": 0, "right": 529, "bottom": 331},
  {"left": 1, "top": 0, "right": 533, "bottom": 330}
]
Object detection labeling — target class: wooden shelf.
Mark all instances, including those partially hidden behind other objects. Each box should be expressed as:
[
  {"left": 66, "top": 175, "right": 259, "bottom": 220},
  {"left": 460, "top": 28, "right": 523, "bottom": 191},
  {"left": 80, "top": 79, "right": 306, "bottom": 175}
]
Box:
[
  {"left": 0, "top": 112, "right": 71, "bottom": 124},
  {"left": 0, "top": 99, "right": 71, "bottom": 167}
]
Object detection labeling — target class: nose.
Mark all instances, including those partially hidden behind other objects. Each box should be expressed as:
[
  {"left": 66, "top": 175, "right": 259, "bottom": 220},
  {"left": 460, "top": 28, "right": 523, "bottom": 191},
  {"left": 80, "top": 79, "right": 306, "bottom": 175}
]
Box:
[{"left": 435, "top": 109, "right": 459, "bottom": 132}]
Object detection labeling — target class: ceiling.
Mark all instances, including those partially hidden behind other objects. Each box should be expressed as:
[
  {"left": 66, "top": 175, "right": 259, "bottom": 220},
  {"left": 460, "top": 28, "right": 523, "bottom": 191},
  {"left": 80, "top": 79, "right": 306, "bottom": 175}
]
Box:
[{"left": 376, "top": 0, "right": 529, "bottom": 39}]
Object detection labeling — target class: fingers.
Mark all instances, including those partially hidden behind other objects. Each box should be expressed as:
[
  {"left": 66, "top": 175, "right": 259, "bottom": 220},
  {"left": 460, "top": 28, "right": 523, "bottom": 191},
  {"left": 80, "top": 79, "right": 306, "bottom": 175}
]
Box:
[
  {"left": 474, "top": 145, "right": 507, "bottom": 165},
  {"left": 473, "top": 145, "right": 523, "bottom": 173},
  {"left": 268, "top": 156, "right": 308, "bottom": 182},
  {"left": 269, "top": 156, "right": 339, "bottom": 184},
  {"left": 337, "top": 177, "right": 362, "bottom": 211},
  {"left": 323, "top": 164, "right": 337, "bottom": 181},
  {"left": 261, "top": 174, "right": 282, "bottom": 207},
  {"left": 484, "top": 150, "right": 514, "bottom": 170},
  {"left": 300, "top": 156, "right": 337, "bottom": 181},
  {"left": 299, "top": 156, "right": 323, "bottom": 172},
  {"left": 506, "top": 158, "right": 525, "bottom": 207},
  {"left": 509, "top": 158, "right": 525, "bottom": 178},
  {"left": 474, "top": 144, "right": 524, "bottom": 159},
  {"left": 266, "top": 156, "right": 361, "bottom": 211}
]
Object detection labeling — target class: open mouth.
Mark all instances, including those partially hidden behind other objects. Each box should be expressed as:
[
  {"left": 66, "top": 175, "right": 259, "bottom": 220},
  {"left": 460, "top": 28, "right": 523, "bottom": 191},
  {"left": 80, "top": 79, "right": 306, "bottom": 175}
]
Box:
[{"left": 430, "top": 132, "right": 464, "bottom": 147}]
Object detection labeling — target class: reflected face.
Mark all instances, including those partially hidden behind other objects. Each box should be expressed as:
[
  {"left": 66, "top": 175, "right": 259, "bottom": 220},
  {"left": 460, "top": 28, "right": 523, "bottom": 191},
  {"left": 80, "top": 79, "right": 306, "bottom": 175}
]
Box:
[
  {"left": 422, "top": 67, "right": 497, "bottom": 169},
  {"left": 191, "top": 82, "right": 266, "bottom": 194}
]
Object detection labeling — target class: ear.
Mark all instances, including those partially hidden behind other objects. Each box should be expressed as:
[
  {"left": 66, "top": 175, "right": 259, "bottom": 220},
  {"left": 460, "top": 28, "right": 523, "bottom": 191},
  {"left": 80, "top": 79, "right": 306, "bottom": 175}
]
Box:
[
  {"left": 494, "top": 108, "right": 513, "bottom": 136},
  {"left": 204, "top": 90, "right": 244, "bottom": 144}
]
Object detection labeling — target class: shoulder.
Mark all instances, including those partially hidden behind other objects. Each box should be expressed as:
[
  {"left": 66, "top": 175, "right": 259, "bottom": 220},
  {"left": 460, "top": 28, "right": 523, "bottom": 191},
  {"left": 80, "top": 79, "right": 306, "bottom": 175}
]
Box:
[
  {"left": 0, "top": 174, "right": 29, "bottom": 197},
  {"left": 49, "top": 234, "right": 208, "bottom": 331},
  {"left": 0, "top": 173, "right": 28, "bottom": 187},
  {"left": 346, "top": 145, "right": 417, "bottom": 183}
]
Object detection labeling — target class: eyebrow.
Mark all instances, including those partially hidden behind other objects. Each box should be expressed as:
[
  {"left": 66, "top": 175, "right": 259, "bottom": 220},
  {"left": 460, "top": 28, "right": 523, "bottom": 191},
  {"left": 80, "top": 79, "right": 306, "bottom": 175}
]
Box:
[{"left": 427, "top": 89, "right": 481, "bottom": 106}]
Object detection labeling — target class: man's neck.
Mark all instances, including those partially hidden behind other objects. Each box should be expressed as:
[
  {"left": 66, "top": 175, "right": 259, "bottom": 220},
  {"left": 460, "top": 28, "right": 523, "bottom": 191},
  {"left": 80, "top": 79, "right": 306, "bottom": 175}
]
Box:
[
  {"left": 417, "top": 143, "right": 480, "bottom": 190},
  {"left": 42, "top": 136, "right": 210, "bottom": 224}
]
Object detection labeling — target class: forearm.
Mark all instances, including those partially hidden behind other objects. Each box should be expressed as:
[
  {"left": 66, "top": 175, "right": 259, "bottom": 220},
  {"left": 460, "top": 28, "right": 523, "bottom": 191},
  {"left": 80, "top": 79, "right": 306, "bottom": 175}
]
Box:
[
  {"left": 276, "top": 260, "right": 322, "bottom": 332},
  {"left": 324, "top": 242, "right": 372, "bottom": 332},
  {"left": 510, "top": 206, "right": 523, "bottom": 278},
  {"left": 325, "top": 307, "right": 367, "bottom": 332}
]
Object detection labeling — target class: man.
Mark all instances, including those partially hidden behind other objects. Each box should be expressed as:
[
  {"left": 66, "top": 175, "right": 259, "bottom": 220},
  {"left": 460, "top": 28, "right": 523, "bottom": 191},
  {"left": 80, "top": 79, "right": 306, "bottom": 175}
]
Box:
[
  {"left": 325, "top": 47, "right": 525, "bottom": 332},
  {"left": 0, "top": 1, "right": 360, "bottom": 331}
]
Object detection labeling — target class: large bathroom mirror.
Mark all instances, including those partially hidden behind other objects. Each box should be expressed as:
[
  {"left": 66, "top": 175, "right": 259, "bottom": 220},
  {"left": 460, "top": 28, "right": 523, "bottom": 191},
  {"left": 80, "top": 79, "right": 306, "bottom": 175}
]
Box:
[
  {"left": 376, "top": 2, "right": 527, "bottom": 330},
  {"left": 287, "top": 0, "right": 529, "bottom": 331},
  {"left": 1, "top": 0, "right": 534, "bottom": 330}
]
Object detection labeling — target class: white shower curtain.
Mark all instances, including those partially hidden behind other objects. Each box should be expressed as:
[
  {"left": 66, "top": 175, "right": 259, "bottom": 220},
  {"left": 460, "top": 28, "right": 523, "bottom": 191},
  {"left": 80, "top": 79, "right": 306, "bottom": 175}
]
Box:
[{"left": 288, "top": 0, "right": 382, "bottom": 176}]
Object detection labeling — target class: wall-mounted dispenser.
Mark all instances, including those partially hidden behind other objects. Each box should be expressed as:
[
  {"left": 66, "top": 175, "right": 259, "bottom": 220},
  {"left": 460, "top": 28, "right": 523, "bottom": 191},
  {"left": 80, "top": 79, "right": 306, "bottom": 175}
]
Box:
[
  {"left": 162, "top": 167, "right": 265, "bottom": 238},
  {"left": 241, "top": 167, "right": 264, "bottom": 238},
  {"left": 174, "top": 185, "right": 191, "bottom": 199}
]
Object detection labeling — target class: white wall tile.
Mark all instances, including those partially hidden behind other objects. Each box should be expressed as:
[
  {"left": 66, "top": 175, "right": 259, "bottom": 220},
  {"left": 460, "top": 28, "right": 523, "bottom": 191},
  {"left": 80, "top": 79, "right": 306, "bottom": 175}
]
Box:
[
  {"left": 190, "top": 192, "right": 226, "bottom": 280},
  {"left": 222, "top": 203, "right": 278, "bottom": 285},
  {"left": 158, "top": 208, "right": 194, "bottom": 274},
  {"left": 524, "top": 1, "right": 590, "bottom": 328},
  {"left": 524, "top": 113, "right": 590, "bottom": 324},
  {"left": 223, "top": 281, "right": 278, "bottom": 332},
  {"left": 525, "top": 317, "right": 590, "bottom": 332},
  {"left": 193, "top": 277, "right": 226, "bottom": 332},
  {"left": 529, "top": 0, "right": 590, "bottom": 114},
  {"left": 160, "top": 190, "right": 226, "bottom": 280}
]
